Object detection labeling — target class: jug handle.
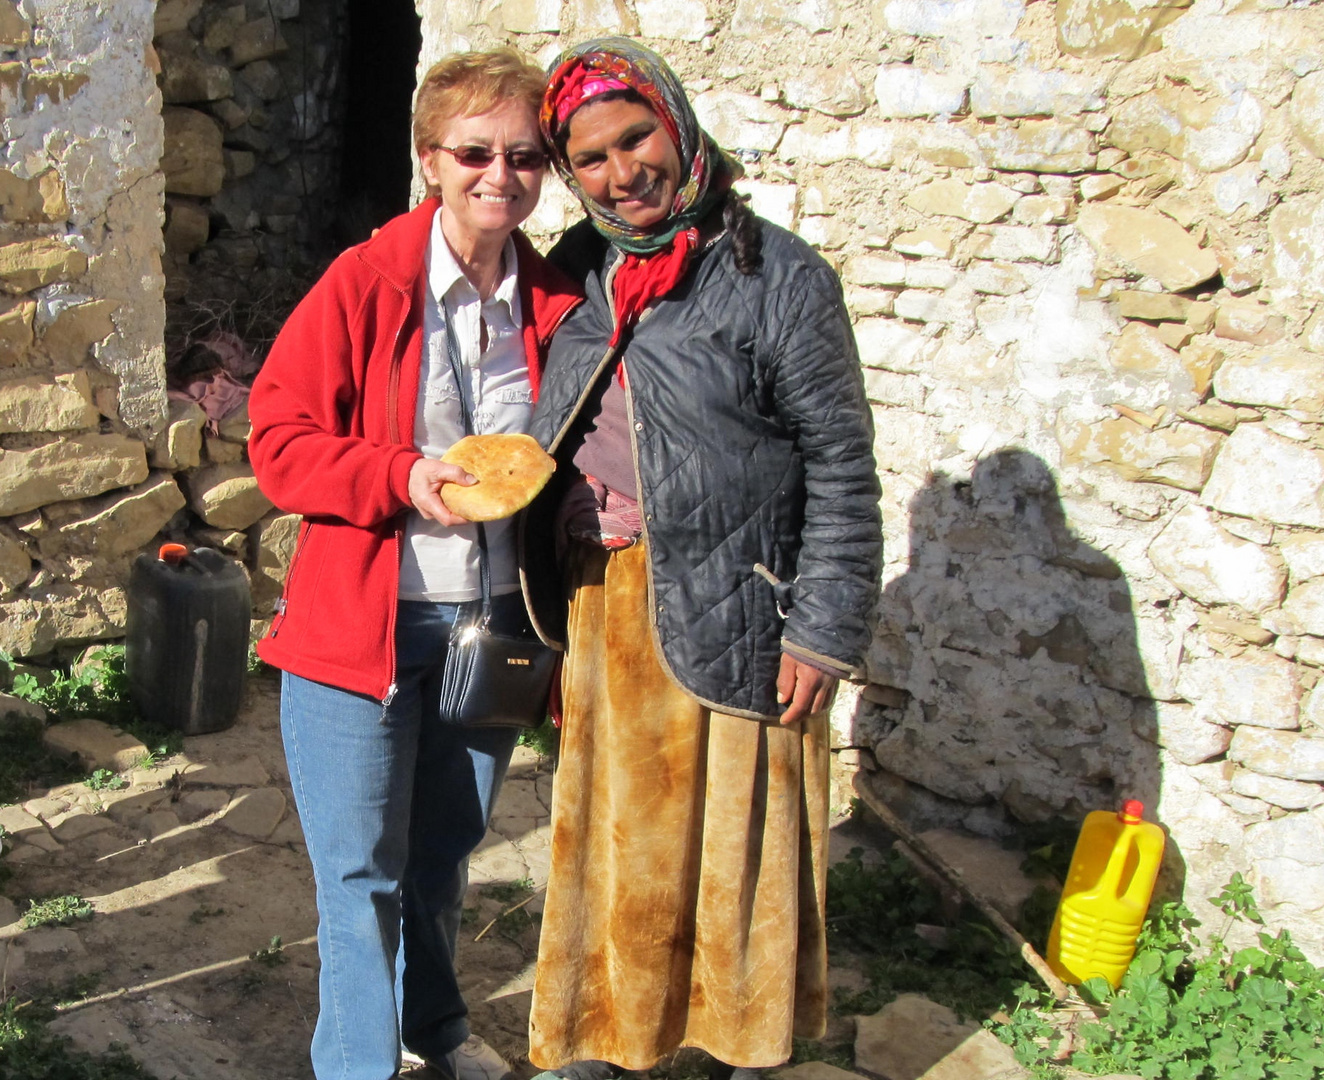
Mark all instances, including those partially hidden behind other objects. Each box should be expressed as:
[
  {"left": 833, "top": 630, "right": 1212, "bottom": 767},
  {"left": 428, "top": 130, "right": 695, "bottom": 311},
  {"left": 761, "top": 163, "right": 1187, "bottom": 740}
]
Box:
[{"left": 1095, "top": 824, "right": 1139, "bottom": 898}]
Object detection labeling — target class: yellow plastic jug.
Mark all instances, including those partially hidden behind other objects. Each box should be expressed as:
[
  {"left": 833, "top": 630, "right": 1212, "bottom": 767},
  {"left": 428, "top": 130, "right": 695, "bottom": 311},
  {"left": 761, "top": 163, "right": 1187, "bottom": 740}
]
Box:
[{"left": 1046, "top": 799, "right": 1166, "bottom": 988}]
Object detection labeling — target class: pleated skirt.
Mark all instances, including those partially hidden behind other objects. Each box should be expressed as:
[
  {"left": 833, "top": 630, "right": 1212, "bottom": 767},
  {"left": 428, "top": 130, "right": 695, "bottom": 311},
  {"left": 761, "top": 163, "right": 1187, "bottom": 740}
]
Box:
[{"left": 528, "top": 541, "right": 829, "bottom": 1070}]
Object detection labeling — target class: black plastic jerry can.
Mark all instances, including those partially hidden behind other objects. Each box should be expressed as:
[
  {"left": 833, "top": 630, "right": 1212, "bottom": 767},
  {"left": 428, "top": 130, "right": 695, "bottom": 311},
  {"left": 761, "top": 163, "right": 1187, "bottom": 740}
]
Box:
[{"left": 126, "top": 544, "right": 251, "bottom": 735}]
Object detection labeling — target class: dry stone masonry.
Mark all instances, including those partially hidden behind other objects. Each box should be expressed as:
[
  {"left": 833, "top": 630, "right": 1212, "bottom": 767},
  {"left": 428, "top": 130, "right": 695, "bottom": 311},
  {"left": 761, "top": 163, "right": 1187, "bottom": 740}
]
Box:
[{"left": 420, "top": 0, "right": 1324, "bottom": 959}]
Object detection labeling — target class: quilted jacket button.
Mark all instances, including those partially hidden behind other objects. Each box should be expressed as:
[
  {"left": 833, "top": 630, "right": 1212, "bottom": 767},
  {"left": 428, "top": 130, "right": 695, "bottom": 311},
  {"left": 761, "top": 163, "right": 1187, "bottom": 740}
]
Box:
[{"left": 633, "top": 420, "right": 644, "bottom": 431}]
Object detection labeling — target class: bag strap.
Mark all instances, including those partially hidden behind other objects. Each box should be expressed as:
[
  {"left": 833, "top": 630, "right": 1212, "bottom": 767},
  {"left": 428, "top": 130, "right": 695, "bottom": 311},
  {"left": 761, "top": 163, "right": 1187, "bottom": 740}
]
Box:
[{"left": 440, "top": 301, "right": 493, "bottom": 622}]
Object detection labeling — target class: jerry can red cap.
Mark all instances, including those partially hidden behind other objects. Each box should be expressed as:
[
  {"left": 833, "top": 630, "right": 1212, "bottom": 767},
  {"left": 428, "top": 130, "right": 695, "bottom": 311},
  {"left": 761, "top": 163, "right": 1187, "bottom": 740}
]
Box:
[
  {"left": 158, "top": 543, "right": 189, "bottom": 565},
  {"left": 1118, "top": 799, "right": 1145, "bottom": 823}
]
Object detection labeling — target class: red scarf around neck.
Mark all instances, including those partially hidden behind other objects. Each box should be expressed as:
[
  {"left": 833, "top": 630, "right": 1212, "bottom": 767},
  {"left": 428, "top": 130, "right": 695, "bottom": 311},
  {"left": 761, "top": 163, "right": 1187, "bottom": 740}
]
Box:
[{"left": 608, "top": 227, "right": 698, "bottom": 351}]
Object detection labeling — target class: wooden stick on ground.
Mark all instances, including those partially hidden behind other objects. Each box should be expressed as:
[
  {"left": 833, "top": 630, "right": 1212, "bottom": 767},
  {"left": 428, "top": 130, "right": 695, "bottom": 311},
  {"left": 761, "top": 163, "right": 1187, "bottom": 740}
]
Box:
[
  {"left": 473, "top": 886, "right": 545, "bottom": 943},
  {"left": 852, "top": 775, "right": 1073, "bottom": 1002}
]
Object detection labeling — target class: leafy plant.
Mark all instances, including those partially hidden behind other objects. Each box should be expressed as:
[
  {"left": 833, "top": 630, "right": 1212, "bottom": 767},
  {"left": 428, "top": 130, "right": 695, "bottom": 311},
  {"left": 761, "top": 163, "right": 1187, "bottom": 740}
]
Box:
[
  {"left": 83, "top": 769, "right": 125, "bottom": 792},
  {"left": 517, "top": 717, "right": 558, "bottom": 758},
  {"left": 7, "top": 647, "right": 134, "bottom": 727},
  {"left": 0, "top": 993, "right": 150, "bottom": 1080},
  {"left": 991, "top": 877, "right": 1324, "bottom": 1080},
  {"left": 249, "top": 934, "right": 286, "bottom": 967},
  {"left": 485, "top": 878, "right": 534, "bottom": 904},
  {"left": 21, "top": 895, "right": 93, "bottom": 929}
]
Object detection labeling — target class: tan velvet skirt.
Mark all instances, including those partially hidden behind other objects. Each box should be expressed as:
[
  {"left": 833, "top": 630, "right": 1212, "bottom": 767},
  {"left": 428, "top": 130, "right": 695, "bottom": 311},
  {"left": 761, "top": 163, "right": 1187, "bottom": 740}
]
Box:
[{"left": 528, "top": 542, "right": 830, "bottom": 1071}]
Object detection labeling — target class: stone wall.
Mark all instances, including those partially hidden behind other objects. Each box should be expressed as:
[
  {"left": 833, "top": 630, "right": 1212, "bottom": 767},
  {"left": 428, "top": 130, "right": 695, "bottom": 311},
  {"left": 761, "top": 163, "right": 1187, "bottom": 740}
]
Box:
[
  {"left": 0, "top": 0, "right": 301, "bottom": 659},
  {"left": 0, "top": 0, "right": 170, "bottom": 657},
  {"left": 419, "top": 0, "right": 1324, "bottom": 959},
  {"left": 154, "top": 0, "right": 348, "bottom": 352}
]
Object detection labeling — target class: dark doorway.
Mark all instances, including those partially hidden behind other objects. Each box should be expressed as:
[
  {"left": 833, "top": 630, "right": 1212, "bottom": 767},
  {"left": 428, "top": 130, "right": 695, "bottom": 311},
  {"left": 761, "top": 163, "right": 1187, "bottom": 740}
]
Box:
[{"left": 337, "top": 0, "right": 422, "bottom": 245}]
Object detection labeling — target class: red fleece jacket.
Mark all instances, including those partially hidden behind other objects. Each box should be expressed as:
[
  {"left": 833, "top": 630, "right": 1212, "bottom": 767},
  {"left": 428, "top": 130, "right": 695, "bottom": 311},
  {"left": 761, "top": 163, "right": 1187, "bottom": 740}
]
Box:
[{"left": 248, "top": 198, "right": 580, "bottom": 700}]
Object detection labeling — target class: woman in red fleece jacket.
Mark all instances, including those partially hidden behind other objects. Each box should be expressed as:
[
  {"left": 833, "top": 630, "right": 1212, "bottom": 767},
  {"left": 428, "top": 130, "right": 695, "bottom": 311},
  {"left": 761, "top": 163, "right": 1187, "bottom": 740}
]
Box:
[{"left": 248, "top": 49, "right": 578, "bottom": 1080}]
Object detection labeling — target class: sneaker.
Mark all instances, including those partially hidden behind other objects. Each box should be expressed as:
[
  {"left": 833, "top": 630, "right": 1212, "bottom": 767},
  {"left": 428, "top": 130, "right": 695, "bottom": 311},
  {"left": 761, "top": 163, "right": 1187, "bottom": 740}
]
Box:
[
  {"left": 401, "top": 1035, "right": 513, "bottom": 1080},
  {"left": 453, "top": 1035, "right": 513, "bottom": 1080}
]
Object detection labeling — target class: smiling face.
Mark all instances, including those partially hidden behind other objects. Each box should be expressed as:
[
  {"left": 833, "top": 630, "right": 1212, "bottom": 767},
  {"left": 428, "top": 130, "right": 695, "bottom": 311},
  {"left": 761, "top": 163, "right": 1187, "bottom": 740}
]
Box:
[
  {"left": 562, "top": 96, "right": 683, "bottom": 230},
  {"left": 419, "top": 98, "right": 544, "bottom": 251}
]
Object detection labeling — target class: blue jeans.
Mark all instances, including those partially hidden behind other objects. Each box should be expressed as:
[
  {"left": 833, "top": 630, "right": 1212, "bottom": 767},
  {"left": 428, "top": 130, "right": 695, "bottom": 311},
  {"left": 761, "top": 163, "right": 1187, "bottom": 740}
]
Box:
[{"left": 281, "top": 599, "right": 521, "bottom": 1080}]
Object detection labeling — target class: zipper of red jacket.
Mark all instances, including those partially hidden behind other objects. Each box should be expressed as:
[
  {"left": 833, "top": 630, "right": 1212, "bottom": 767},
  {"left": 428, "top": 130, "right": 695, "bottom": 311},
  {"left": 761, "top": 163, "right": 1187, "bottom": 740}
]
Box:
[{"left": 379, "top": 282, "right": 412, "bottom": 710}]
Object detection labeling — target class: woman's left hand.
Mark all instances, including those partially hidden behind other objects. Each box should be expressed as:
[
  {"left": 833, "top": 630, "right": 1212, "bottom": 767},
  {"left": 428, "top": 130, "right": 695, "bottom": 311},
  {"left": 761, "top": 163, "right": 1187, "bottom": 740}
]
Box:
[
  {"left": 776, "top": 654, "right": 837, "bottom": 726},
  {"left": 409, "top": 458, "right": 475, "bottom": 526}
]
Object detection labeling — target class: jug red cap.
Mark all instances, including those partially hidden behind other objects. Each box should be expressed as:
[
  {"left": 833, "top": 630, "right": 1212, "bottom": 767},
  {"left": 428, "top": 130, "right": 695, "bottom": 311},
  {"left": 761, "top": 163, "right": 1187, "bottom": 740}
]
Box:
[
  {"left": 1118, "top": 799, "right": 1144, "bottom": 823},
  {"left": 158, "top": 543, "right": 189, "bottom": 565}
]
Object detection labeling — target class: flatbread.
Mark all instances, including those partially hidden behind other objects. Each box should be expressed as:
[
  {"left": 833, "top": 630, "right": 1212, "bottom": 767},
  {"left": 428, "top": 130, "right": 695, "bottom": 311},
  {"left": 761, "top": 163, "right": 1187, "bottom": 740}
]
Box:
[{"left": 439, "top": 433, "right": 556, "bottom": 522}]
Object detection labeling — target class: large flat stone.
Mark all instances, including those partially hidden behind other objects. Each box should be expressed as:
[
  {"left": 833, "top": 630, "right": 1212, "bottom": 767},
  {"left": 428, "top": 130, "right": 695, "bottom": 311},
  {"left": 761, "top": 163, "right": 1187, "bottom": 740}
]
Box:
[
  {"left": 0, "top": 373, "right": 99, "bottom": 434},
  {"left": 1176, "top": 654, "right": 1300, "bottom": 731},
  {"left": 1146, "top": 504, "right": 1285, "bottom": 613},
  {"left": 874, "top": 65, "right": 968, "bottom": 118},
  {"left": 1283, "top": 578, "right": 1324, "bottom": 638},
  {"left": 1059, "top": 417, "right": 1221, "bottom": 491},
  {"left": 43, "top": 474, "right": 186, "bottom": 560},
  {"left": 975, "top": 119, "right": 1096, "bottom": 173},
  {"left": 219, "top": 787, "right": 287, "bottom": 840},
  {"left": 1269, "top": 195, "right": 1324, "bottom": 301},
  {"left": 185, "top": 462, "right": 273, "bottom": 530},
  {"left": 1152, "top": 701, "right": 1232, "bottom": 766},
  {"left": 42, "top": 718, "right": 147, "bottom": 773},
  {"left": 0, "top": 239, "right": 88, "bottom": 295},
  {"left": 1279, "top": 534, "right": 1324, "bottom": 584},
  {"left": 0, "top": 434, "right": 149, "bottom": 516},
  {"left": 38, "top": 299, "right": 118, "bottom": 367},
  {"left": 1202, "top": 425, "right": 1324, "bottom": 529},
  {"left": 905, "top": 178, "right": 1018, "bottom": 223},
  {"left": 880, "top": 0, "right": 1025, "bottom": 39},
  {"left": 1231, "top": 770, "right": 1324, "bottom": 811},
  {"left": 1230, "top": 727, "right": 1324, "bottom": 782},
  {"left": 635, "top": 0, "right": 709, "bottom": 38},
  {"left": 970, "top": 66, "right": 1104, "bottom": 117},
  {"left": 732, "top": 0, "right": 838, "bottom": 35},
  {"left": 1077, "top": 203, "right": 1219, "bottom": 292},
  {"left": 856, "top": 993, "right": 1020, "bottom": 1080},
  {"left": 1246, "top": 809, "right": 1324, "bottom": 910},
  {"left": 0, "top": 586, "right": 127, "bottom": 658},
  {"left": 1056, "top": 0, "right": 1193, "bottom": 59},
  {"left": 161, "top": 107, "right": 224, "bottom": 197},
  {"left": 1214, "top": 348, "right": 1323, "bottom": 413},
  {"left": 1291, "top": 69, "right": 1324, "bottom": 160},
  {"left": 692, "top": 91, "right": 786, "bottom": 152}
]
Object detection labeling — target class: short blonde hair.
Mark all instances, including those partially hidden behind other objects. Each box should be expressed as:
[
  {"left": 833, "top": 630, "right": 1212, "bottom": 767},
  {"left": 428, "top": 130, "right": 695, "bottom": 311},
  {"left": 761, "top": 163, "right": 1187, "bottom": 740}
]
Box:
[{"left": 413, "top": 47, "right": 546, "bottom": 159}]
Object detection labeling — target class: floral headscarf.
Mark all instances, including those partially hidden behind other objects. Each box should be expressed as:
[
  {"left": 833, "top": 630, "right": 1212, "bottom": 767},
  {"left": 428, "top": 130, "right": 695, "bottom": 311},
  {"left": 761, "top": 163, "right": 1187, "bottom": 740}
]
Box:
[{"left": 541, "top": 37, "right": 742, "bottom": 255}]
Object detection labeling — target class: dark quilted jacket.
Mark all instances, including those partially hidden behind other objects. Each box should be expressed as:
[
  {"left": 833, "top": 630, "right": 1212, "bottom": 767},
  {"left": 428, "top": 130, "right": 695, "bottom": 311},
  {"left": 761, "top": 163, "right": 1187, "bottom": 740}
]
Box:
[{"left": 522, "top": 217, "right": 882, "bottom": 720}]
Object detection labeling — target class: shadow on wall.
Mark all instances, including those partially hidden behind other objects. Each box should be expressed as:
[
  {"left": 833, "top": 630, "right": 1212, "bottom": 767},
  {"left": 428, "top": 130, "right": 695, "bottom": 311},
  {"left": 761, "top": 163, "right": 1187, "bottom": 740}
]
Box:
[{"left": 855, "top": 448, "right": 1186, "bottom": 895}]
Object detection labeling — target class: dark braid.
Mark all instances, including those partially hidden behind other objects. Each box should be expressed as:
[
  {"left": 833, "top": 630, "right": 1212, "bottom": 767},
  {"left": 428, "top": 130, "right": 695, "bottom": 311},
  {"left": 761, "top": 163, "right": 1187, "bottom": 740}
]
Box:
[{"left": 722, "top": 190, "right": 763, "bottom": 276}]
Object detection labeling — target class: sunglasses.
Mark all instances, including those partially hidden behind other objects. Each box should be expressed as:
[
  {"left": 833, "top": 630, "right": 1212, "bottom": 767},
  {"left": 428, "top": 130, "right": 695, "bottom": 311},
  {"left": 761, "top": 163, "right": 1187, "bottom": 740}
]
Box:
[{"left": 434, "top": 144, "right": 548, "bottom": 171}]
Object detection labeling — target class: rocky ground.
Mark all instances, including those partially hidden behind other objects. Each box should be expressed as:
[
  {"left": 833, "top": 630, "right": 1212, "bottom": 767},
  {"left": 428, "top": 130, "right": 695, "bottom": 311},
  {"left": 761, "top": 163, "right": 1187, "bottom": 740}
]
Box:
[{"left": 0, "top": 671, "right": 1135, "bottom": 1080}]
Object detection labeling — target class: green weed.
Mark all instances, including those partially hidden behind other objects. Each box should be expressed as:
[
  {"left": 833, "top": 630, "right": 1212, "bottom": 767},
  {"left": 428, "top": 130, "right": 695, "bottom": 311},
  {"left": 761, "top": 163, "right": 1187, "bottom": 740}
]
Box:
[
  {"left": 6, "top": 647, "right": 134, "bottom": 727},
  {"left": 517, "top": 717, "right": 558, "bottom": 758},
  {"left": 20, "top": 895, "right": 93, "bottom": 929},
  {"left": 991, "top": 875, "right": 1324, "bottom": 1079},
  {"left": 0, "top": 994, "right": 150, "bottom": 1080},
  {"left": 485, "top": 878, "right": 534, "bottom": 904},
  {"left": 83, "top": 769, "right": 125, "bottom": 792},
  {"left": 249, "top": 934, "right": 286, "bottom": 967},
  {"left": 827, "top": 847, "right": 1032, "bottom": 1020}
]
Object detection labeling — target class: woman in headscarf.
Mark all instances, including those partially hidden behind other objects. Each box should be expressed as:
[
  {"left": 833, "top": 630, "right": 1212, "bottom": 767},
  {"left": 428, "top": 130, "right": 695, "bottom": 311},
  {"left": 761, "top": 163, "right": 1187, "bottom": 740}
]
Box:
[{"left": 520, "top": 38, "right": 882, "bottom": 1078}]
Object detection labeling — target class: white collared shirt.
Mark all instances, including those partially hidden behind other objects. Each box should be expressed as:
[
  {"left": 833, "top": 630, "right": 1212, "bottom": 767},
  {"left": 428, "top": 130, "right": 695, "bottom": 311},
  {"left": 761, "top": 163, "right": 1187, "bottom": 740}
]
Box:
[{"left": 398, "top": 210, "right": 532, "bottom": 602}]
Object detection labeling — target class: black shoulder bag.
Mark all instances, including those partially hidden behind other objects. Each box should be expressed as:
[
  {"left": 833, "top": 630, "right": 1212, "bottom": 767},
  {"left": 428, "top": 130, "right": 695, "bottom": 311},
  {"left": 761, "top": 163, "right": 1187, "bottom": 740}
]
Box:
[{"left": 435, "top": 304, "right": 558, "bottom": 728}]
